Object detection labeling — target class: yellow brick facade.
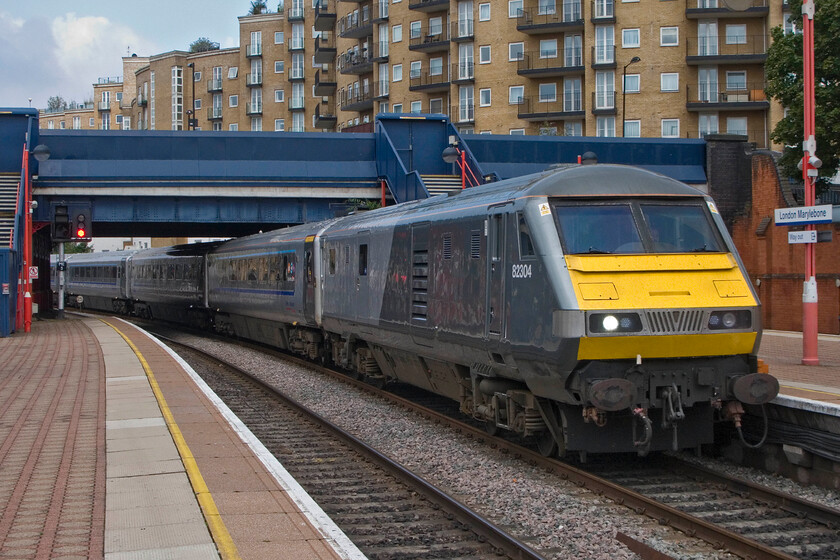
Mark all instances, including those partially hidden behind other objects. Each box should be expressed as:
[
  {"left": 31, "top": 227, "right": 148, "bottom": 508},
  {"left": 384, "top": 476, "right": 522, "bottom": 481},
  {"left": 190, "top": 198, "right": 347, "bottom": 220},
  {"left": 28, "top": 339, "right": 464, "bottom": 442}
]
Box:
[{"left": 39, "top": 0, "right": 793, "bottom": 147}]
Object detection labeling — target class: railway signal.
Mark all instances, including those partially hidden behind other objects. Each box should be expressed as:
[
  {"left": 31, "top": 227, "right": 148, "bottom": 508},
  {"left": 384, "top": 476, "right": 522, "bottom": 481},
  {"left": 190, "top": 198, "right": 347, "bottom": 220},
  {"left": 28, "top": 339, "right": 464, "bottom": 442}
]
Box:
[{"left": 72, "top": 209, "right": 91, "bottom": 241}]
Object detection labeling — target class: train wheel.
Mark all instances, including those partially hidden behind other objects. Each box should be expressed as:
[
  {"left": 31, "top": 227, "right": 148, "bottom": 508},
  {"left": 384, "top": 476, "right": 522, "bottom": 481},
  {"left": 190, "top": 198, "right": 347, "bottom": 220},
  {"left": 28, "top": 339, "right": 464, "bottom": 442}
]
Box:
[
  {"left": 537, "top": 430, "right": 558, "bottom": 457},
  {"left": 484, "top": 420, "right": 499, "bottom": 436}
]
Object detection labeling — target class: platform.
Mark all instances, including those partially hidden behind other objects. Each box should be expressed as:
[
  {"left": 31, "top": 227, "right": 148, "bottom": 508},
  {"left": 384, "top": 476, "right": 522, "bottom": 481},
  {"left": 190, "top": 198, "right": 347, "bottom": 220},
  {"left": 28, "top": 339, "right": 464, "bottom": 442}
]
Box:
[
  {"left": 760, "top": 330, "right": 840, "bottom": 410},
  {"left": 0, "top": 316, "right": 365, "bottom": 560}
]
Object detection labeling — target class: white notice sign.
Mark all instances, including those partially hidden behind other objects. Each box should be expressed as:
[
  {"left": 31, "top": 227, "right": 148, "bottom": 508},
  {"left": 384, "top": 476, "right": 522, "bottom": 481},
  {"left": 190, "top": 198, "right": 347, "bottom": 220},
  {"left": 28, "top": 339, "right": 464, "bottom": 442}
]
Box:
[{"left": 788, "top": 230, "right": 817, "bottom": 244}]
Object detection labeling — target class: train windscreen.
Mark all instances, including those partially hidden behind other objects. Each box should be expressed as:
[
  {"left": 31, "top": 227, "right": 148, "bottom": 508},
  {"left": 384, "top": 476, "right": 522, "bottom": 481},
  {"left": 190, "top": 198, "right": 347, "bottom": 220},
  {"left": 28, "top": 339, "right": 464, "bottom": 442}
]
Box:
[{"left": 553, "top": 200, "right": 724, "bottom": 255}]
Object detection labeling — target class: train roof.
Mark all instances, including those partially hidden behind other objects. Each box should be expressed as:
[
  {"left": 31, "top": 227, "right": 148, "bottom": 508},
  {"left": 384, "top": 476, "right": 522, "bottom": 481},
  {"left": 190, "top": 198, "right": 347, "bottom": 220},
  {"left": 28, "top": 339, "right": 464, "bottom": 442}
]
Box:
[{"left": 59, "top": 250, "right": 139, "bottom": 265}]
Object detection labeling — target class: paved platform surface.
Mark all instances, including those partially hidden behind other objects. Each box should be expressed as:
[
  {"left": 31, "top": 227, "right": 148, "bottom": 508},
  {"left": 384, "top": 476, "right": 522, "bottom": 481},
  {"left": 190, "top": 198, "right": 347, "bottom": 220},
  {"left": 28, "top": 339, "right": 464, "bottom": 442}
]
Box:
[
  {"left": 760, "top": 331, "right": 840, "bottom": 409},
  {"left": 0, "top": 316, "right": 364, "bottom": 560}
]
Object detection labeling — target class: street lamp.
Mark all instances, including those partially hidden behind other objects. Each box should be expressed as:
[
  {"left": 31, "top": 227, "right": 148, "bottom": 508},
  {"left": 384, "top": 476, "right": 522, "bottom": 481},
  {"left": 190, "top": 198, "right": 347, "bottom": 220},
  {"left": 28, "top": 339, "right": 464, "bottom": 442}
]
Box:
[
  {"left": 187, "top": 62, "right": 196, "bottom": 130},
  {"left": 621, "top": 56, "right": 641, "bottom": 137}
]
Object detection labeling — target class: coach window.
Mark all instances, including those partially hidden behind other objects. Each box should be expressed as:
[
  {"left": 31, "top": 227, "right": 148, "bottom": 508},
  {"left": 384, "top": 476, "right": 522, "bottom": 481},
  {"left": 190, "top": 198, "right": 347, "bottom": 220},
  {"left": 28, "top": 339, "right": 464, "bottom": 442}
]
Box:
[
  {"left": 518, "top": 213, "right": 536, "bottom": 258},
  {"left": 358, "top": 244, "right": 368, "bottom": 276},
  {"left": 305, "top": 250, "right": 314, "bottom": 285},
  {"left": 329, "top": 248, "right": 336, "bottom": 275}
]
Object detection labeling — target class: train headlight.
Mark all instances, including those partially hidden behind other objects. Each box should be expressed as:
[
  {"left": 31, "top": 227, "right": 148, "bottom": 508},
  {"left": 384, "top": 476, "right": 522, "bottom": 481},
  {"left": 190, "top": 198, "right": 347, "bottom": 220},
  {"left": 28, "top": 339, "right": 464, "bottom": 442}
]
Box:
[
  {"left": 708, "top": 310, "right": 751, "bottom": 330},
  {"left": 589, "top": 312, "right": 642, "bottom": 334}
]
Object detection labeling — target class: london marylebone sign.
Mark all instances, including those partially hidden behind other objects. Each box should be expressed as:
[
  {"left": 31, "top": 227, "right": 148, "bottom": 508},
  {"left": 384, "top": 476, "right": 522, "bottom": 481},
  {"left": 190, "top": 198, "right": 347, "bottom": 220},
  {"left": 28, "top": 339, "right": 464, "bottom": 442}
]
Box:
[{"left": 774, "top": 204, "right": 833, "bottom": 226}]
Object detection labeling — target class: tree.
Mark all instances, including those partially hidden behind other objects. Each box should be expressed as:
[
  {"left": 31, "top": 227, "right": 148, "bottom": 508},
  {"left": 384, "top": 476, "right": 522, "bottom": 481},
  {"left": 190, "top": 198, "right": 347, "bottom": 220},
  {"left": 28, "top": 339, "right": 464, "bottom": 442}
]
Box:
[
  {"left": 248, "top": 0, "right": 267, "bottom": 14},
  {"left": 189, "top": 37, "right": 220, "bottom": 53},
  {"left": 765, "top": 0, "right": 840, "bottom": 189},
  {"left": 62, "top": 242, "right": 92, "bottom": 254},
  {"left": 47, "top": 96, "right": 67, "bottom": 111}
]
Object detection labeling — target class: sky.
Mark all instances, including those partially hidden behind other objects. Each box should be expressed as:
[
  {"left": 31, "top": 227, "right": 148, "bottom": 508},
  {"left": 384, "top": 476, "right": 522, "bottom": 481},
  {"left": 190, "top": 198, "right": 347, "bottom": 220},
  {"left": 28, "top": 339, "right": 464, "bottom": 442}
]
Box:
[{"left": 0, "top": 0, "right": 254, "bottom": 110}]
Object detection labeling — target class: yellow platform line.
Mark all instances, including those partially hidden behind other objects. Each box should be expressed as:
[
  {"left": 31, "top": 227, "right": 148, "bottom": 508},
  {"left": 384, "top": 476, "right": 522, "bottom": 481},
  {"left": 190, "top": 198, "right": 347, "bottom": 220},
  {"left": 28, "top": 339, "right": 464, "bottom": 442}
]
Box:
[
  {"left": 780, "top": 384, "right": 840, "bottom": 399},
  {"left": 102, "top": 320, "right": 240, "bottom": 560}
]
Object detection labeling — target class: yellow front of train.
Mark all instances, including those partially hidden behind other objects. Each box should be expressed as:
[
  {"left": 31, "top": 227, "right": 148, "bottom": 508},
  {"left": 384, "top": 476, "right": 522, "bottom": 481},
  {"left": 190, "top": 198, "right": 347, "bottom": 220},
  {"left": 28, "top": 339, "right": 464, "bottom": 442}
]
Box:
[{"left": 552, "top": 195, "right": 778, "bottom": 452}]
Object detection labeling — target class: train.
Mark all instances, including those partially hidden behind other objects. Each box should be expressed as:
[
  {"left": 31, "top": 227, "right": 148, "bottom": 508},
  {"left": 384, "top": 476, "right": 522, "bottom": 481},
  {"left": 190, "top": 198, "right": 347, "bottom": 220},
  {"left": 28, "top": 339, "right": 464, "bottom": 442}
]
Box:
[{"left": 53, "top": 164, "right": 779, "bottom": 459}]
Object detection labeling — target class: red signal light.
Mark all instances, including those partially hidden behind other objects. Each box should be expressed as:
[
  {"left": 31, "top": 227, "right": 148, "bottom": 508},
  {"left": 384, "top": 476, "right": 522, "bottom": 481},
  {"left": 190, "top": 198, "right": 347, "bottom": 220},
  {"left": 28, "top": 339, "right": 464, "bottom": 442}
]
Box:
[{"left": 76, "top": 228, "right": 87, "bottom": 238}]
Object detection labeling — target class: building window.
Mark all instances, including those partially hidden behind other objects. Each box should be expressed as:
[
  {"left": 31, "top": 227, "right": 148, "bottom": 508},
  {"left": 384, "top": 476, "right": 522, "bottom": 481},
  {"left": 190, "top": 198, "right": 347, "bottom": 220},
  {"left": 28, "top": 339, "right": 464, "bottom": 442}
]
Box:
[
  {"left": 229, "top": 123, "right": 238, "bottom": 131},
  {"left": 660, "top": 73, "right": 679, "bottom": 92},
  {"left": 726, "top": 71, "right": 747, "bottom": 90},
  {"left": 228, "top": 67, "right": 238, "bottom": 79},
  {"left": 392, "top": 24, "right": 402, "bottom": 42},
  {"left": 410, "top": 60, "right": 421, "bottom": 78},
  {"left": 479, "top": 45, "right": 491, "bottom": 64},
  {"left": 89, "top": 117, "right": 95, "bottom": 127},
  {"left": 411, "top": 100, "right": 422, "bottom": 113},
  {"left": 275, "top": 119, "right": 285, "bottom": 131},
  {"left": 251, "top": 117, "right": 262, "bottom": 131},
  {"left": 393, "top": 103, "right": 403, "bottom": 112},
  {"left": 479, "top": 2, "right": 491, "bottom": 20},
  {"left": 661, "top": 118, "right": 679, "bottom": 137},
  {"left": 539, "top": 39, "right": 557, "bottom": 58},
  {"left": 275, "top": 31, "right": 285, "bottom": 44},
  {"left": 623, "top": 74, "right": 640, "bottom": 93},
  {"left": 59, "top": 121, "right": 65, "bottom": 129},
  {"left": 393, "top": 64, "right": 402, "bottom": 81},
  {"left": 622, "top": 28, "right": 640, "bottom": 48},
  {"left": 429, "top": 98, "right": 443, "bottom": 113},
  {"left": 430, "top": 57, "right": 443, "bottom": 75},
  {"left": 726, "top": 24, "right": 746, "bottom": 44},
  {"left": 509, "top": 0, "right": 523, "bottom": 17},
  {"left": 539, "top": 82, "right": 557, "bottom": 102},
  {"left": 410, "top": 21, "right": 421, "bottom": 39},
  {"left": 479, "top": 87, "right": 491, "bottom": 106},
  {"left": 193, "top": 72, "right": 201, "bottom": 82},
  {"left": 726, "top": 116, "right": 747, "bottom": 135},
  {"left": 565, "top": 121, "right": 582, "bottom": 136},
  {"left": 624, "top": 120, "right": 641, "bottom": 137},
  {"left": 660, "top": 27, "right": 679, "bottom": 46},
  {"left": 509, "top": 85, "right": 524, "bottom": 104},
  {"left": 276, "top": 61, "right": 285, "bottom": 73},
  {"left": 510, "top": 128, "right": 525, "bottom": 135},
  {"left": 509, "top": 42, "right": 524, "bottom": 61},
  {"left": 596, "top": 116, "right": 615, "bottom": 137},
  {"left": 194, "top": 99, "right": 202, "bottom": 109},
  {"left": 229, "top": 95, "right": 239, "bottom": 107},
  {"left": 275, "top": 89, "right": 285, "bottom": 102}
]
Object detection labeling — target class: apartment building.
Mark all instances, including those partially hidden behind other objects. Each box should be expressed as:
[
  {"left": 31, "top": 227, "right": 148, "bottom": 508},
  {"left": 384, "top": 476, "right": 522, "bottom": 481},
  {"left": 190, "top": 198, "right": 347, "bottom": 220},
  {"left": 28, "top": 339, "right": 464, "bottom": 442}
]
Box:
[{"left": 39, "top": 0, "right": 792, "bottom": 147}]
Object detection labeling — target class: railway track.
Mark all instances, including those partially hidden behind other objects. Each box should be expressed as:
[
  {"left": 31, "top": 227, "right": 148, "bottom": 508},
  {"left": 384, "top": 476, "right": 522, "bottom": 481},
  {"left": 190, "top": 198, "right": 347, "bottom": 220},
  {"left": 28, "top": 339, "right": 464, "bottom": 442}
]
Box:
[
  {"left": 144, "top": 324, "right": 840, "bottom": 559},
  {"left": 162, "top": 337, "right": 545, "bottom": 560}
]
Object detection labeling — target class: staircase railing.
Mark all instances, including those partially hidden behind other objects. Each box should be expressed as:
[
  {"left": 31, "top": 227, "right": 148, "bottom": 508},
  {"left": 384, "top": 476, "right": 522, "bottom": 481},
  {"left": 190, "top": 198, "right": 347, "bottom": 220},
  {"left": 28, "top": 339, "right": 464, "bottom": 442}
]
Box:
[
  {"left": 375, "top": 121, "right": 430, "bottom": 203},
  {"left": 445, "top": 123, "right": 486, "bottom": 188}
]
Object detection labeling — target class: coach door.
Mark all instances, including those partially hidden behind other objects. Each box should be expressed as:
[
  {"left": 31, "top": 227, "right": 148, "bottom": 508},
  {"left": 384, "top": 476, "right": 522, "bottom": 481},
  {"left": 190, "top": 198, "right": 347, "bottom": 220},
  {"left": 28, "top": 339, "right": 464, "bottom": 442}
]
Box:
[
  {"left": 355, "top": 232, "right": 370, "bottom": 322},
  {"left": 303, "top": 236, "right": 316, "bottom": 324},
  {"left": 486, "top": 211, "right": 506, "bottom": 339}
]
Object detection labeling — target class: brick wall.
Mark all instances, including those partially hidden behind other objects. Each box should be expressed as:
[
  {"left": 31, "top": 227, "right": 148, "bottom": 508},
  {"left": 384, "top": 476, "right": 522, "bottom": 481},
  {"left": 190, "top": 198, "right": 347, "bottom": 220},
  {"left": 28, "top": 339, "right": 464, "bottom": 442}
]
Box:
[{"left": 717, "top": 143, "right": 840, "bottom": 334}]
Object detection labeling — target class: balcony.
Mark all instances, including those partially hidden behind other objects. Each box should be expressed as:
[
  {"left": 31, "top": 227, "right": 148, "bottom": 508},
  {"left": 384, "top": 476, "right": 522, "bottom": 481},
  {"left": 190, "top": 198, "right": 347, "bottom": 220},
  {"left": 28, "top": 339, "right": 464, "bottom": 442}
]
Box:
[
  {"left": 451, "top": 62, "right": 474, "bottom": 83},
  {"left": 207, "top": 78, "right": 223, "bottom": 93},
  {"left": 314, "top": 0, "right": 337, "bottom": 30},
  {"left": 246, "top": 101, "right": 263, "bottom": 115},
  {"left": 685, "top": 82, "right": 770, "bottom": 111},
  {"left": 289, "top": 36, "right": 306, "bottom": 51},
  {"left": 338, "top": 9, "right": 372, "bottom": 39},
  {"left": 517, "top": 49, "right": 584, "bottom": 77},
  {"left": 590, "top": 45, "right": 615, "bottom": 68},
  {"left": 246, "top": 43, "right": 262, "bottom": 58},
  {"left": 456, "top": 102, "right": 475, "bottom": 124},
  {"left": 287, "top": 5, "right": 305, "bottom": 20},
  {"left": 374, "top": 80, "right": 389, "bottom": 99},
  {"left": 451, "top": 19, "right": 474, "bottom": 41},
  {"left": 97, "top": 101, "right": 111, "bottom": 112},
  {"left": 686, "top": 0, "right": 768, "bottom": 19},
  {"left": 373, "top": 0, "right": 389, "bottom": 21},
  {"left": 591, "top": 90, "right": 616, "bottom": 114},
  {"left": 685, "top": 35, "right": 768, "bottom": 65},
  {"left": 207, "top": 106, "right": 223, "bottom": 120},
  {"left": 338, "top": 49, "right": 373, "bottom": 75},
  {"left": 246, "top": 73, "right": 263, "bottom": 87},
  {"left": 516, "top": 2, "right": 584, "bottom": 33},
  {"left": 314, "top": 35, "right": 337, "bottom": 64},
  {"left": 315, "top": 68, "right": 337, "bottom": 95},
  {"left": 137, "top": 94, "right": 148, "bottom": 107},
  {"left": 339, "top": 87, "right": 374, "bottom": 112},
  {"left": 517, "top": 96, "right": 585, "bottom": 121},
  {"left": 290, "top": 64, "right": 306, "bottom": 81},
  {"left": 314, "top": 100, "right": 337, "bottom": 129},
  {"left": 590, "top": 0, "right": 615, "bottom": 23},
  {"left": 409, "top": 70, "right": 450, "bottom": 92},
  {"left": 409, "top": 25, "right": 450, "bottom": 52},
  {"left": 408, "top": 0, "right": 449, "bottom": 12}
]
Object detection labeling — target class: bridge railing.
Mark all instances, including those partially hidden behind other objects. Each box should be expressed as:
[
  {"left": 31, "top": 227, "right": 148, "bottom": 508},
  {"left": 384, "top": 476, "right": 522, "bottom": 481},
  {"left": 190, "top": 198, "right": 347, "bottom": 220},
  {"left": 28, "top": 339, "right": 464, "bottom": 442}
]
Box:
[{"left": 375, "top": 121, "right": 428, "bottom": 203}]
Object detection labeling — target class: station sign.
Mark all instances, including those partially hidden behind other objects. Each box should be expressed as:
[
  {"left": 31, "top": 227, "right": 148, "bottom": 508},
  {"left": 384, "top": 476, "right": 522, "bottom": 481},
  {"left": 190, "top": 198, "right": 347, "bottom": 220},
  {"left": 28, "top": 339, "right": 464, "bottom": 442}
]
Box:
[
  {"left": 775, "top": 204, "right": 833, "bottom": 226},
  {"left": 788, "top": 231, "right": 817, "bottom": 244}
]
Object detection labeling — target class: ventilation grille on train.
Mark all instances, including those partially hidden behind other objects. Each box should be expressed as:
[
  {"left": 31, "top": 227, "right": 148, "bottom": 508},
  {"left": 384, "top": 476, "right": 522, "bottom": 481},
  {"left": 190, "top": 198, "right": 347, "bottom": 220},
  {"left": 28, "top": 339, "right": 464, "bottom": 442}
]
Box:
[
  {"left": 645, "top": 309, "right": 705, "bottom": 334},
  {"left": 411, "top": 249, "right": 428, "bottom": 321}
]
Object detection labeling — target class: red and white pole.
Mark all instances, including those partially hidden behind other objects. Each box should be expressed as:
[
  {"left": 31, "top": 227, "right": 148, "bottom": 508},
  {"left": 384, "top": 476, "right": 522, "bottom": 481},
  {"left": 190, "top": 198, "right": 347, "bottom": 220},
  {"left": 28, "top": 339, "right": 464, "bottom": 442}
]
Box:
[
  {"left": 801, "top": 0, "right": 818, "bottom": 364},
  {"left": 23, "top": 143, "right": 32, "bottom": 333}
]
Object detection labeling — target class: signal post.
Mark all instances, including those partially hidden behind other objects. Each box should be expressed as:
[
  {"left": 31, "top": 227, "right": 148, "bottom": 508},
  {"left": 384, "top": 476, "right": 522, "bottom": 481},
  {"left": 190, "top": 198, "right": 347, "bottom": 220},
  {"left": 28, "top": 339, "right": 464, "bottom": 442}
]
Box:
[{"left": 51, "top": 203, "right": 92, "bottom": 319}]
